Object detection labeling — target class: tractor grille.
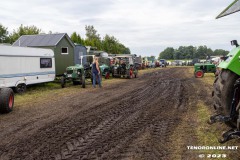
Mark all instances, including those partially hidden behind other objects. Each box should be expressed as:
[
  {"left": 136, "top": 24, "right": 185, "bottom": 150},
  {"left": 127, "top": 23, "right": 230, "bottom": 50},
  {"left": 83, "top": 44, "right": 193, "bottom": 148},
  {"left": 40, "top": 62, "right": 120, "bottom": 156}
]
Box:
[{"left": 67, "top": 70, "right": 73, "bottom": 74}]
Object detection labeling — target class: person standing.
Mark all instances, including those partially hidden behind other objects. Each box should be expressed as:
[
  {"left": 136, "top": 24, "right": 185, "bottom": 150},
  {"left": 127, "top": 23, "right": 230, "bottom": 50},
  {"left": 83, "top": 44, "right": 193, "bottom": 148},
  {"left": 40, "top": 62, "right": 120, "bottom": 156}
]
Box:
[{"left": 92, "top": 57, "right": 102, "bottom": 88}]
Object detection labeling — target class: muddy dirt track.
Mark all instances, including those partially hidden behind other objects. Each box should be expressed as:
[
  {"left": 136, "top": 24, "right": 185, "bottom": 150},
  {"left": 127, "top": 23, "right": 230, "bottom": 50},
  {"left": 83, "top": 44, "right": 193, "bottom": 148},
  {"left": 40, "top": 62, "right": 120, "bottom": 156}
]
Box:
[{"left": 0, "top": 67, "right": 215, "bottom": 160}]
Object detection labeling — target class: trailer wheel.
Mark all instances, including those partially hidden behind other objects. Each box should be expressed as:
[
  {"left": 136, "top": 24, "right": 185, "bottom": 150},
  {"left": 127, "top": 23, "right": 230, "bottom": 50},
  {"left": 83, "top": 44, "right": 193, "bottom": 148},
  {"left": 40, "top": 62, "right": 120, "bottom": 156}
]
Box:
[
  {"left": 61, "top": 76, "right": 66, "bottom": 88},
  {"left": 0, "top": 88, "right": 14, "bottom": 113},
  {"left": 82, "top": 76, "right": 85, "bottom": 88},
  {"left": 14, "top": 83, "right": 26, "bottom": 93}
]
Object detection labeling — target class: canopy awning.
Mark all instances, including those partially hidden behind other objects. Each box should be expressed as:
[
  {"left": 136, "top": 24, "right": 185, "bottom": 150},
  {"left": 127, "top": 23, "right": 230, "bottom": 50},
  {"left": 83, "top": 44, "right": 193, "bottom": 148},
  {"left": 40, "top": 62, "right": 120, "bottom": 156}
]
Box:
[{"left": 216, "top": 0, "right": 240, "bottom": 19}]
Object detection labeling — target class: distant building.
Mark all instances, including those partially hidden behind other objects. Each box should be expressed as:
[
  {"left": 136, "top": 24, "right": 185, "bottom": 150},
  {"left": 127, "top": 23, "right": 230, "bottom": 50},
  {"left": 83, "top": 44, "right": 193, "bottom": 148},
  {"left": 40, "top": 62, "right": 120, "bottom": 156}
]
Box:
[{"left": 13, "top": 33, "right": 75, "bottom": 75}]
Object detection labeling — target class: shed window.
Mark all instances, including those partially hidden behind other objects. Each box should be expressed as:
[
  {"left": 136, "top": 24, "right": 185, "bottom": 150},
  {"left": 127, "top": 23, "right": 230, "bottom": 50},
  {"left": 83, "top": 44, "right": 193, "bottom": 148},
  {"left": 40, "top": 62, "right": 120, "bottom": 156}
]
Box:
[
  {"left": 61, "top": 47, "right": 68, "bottom": 54},
  {"left": 40, "top": 58, "right": 52, "bottom": 68}
]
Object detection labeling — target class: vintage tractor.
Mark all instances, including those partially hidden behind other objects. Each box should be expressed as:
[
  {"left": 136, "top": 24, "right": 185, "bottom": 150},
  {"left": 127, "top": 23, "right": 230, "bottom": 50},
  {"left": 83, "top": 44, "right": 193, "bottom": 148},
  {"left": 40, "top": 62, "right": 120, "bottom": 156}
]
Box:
[
  {"left": 194, "top": 62, "right": 216, "bottom": 78},
  {"left": 209, "top": 0, "right": 240, "bottom": 143},
  {"left": 159, "top": 59, "right": 167, "bottom": 67},
  {"left": 110, "top": 54, "right": 138, "bottom": 78},
  {"left": 99, "top": 64, "right": 110, "bottom": 79},
  {"left": 61, "top": 53, "right": 109, "bottom": 88},
  {"left": 60, "top": 57, "right": 89, "bottom": 88},
  {"left": 86, "top": 46, "right": 111, "bottom": 79}
]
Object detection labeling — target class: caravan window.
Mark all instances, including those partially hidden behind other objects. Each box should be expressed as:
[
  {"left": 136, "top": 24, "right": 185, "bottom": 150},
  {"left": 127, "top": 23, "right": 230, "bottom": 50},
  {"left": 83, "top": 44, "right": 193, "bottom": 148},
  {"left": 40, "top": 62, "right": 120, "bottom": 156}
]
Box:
[
  {"left": 40, "top": 58, "right": 52, "bottom": 68},
  {"left": 61, "top": 47, "right": 68, "bottom": 54}
]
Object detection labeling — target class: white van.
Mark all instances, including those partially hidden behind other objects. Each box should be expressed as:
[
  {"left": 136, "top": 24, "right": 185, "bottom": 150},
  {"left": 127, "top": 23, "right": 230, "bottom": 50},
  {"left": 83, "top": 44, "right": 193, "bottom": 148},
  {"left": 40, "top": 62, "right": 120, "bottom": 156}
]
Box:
[{"left": 0, "top": 45, "right": 55, "bottom": 93}]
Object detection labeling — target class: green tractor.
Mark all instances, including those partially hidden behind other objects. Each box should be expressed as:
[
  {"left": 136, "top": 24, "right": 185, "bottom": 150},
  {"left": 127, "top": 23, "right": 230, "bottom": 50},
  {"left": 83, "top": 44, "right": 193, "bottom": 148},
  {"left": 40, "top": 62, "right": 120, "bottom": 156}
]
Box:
[
  {"left": 99, "top": 64, "right": 111, "bottom": 79},
  {"left": 87, "top": 46, "right": 111, "bottom": 79},
  {"left": 61, "top": 55, "right": 93, "bottom": 88},
  {"left": 110, "top": 54, "right": 138, "bottom": 78},
  {"left": 209, "top": 0, "right": 240, "bottom": 143},
  {"left": 194, "top": 62, "right": 216, "bottom": 78},
  {"left": 61, "top": 53, "right": 109, "bottom": 88}
]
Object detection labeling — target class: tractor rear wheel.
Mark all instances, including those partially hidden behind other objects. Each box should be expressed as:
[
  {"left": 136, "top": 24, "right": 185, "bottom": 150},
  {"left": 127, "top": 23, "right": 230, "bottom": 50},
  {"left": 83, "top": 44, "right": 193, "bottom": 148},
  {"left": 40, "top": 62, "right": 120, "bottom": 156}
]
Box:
[
  {"left": 0, "top": 88, "right": 14, "bottom": 113},
  {"left": 195, "top": 70, "right": 204, "bottom": 78},
  {"left": 213, "top": 69, "right": 239, "bottom": 127}
]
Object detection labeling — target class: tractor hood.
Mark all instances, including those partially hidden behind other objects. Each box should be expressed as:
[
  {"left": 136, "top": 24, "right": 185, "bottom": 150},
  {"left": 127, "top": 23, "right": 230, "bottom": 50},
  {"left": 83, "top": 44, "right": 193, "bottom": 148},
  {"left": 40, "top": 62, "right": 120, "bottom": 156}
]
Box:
[
  {"left": 99, "top": 64, "right": 109, "bottom": 68},
  {"left": 66, "top": 64, "right": 83, "bottom": 70},
  {"left": 216, "top": 0, "right": 240, "bottom": 19}
]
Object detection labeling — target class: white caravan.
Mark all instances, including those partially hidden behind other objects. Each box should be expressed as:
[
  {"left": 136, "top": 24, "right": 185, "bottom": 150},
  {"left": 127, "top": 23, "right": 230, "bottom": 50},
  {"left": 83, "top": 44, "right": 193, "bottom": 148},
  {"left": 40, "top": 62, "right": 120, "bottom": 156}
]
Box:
[{"left": 0, "top": 45, "right": 55, "bottom": 93}]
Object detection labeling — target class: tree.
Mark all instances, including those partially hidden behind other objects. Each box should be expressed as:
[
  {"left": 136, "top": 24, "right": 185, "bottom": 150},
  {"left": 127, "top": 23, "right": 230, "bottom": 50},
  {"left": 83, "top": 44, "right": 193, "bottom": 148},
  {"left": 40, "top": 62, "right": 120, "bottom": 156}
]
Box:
[
  {"left": 102, "top": 34, "right": 130, "bottom": 54},
  {"left": 159, "top": 47, "right": 174, "bottom": 59},
  {"left": 0, "top": 24, "right": 9, "bottom": 43},
  {"left": 195, "top": 45, "right": 208, "bottom": 59},
  {"left": 159, "top": 45, "right": 228, "bottom": 60},
  {"left": 213, "top": 49, "right": 228, "bottom": 56},
  {"left": 85, "top": 25, "right": 100, "bottom": 41},
  {"left": 84, "top": 25, "right": 103, "bottom": 50},
  {"left": 173, "top": 50, "right": 181, "bottom": 59},
  {"left": 9, "top": 24, "right": 41, "bottom": 43},
  {"left": 70, "top": 32, "right": 84, "bottom": 45},
  {"left": 103, "top": 34, "right": 118, "bottom": 53}
]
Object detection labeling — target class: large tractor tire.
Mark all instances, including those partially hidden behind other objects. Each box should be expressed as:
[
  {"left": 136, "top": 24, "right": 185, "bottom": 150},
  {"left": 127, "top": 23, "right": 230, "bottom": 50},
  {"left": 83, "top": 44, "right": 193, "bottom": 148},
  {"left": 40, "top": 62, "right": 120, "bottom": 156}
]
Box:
[
  {"left": 0, "top": 88, "right": 14, "bottom": 113},
  {"left": 213, "top": 69, "right": 239, "bottom": 127}
]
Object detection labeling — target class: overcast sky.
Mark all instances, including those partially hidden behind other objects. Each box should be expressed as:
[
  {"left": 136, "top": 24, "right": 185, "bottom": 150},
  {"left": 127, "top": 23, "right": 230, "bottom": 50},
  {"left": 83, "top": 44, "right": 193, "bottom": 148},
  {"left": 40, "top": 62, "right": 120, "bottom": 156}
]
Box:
[{"left": 1, "top": 0, "right": 240, "bottom": 57}]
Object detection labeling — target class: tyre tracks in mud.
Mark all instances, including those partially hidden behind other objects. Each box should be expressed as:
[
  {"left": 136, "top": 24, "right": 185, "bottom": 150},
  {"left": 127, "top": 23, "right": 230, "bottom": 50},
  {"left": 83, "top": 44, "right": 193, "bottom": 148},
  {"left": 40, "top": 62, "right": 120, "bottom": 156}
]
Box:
[{"left": 0, "top": 67, "right": 202, "bottom": 160}]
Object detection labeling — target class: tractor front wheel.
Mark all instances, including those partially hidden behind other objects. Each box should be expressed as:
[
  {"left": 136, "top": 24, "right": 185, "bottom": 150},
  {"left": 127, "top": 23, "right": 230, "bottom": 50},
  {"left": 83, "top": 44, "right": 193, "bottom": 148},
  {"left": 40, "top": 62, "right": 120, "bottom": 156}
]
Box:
[
  {"left": 195, "top": 70, "right": 204, "bottom": 78},
  {"left": 61, "top": 76, "right": 66, "bottom": 88},
  {"left": 213, "top": 69, "right": 239, "bottom": 127}
]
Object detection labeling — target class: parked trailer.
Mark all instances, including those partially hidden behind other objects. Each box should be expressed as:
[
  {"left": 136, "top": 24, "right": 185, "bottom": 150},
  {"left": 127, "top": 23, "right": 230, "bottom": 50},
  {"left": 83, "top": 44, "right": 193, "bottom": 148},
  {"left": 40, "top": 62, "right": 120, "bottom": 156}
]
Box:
[{"left": 0, "top": 45, "right": 55, "bottom": 93}]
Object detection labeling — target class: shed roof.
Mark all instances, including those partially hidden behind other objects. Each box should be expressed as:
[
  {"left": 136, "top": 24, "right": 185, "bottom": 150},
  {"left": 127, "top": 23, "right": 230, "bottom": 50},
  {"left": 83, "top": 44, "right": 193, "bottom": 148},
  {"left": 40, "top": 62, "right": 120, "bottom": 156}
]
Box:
[{"left": 12, "top": 33, "right": 75, "bottom": 47}]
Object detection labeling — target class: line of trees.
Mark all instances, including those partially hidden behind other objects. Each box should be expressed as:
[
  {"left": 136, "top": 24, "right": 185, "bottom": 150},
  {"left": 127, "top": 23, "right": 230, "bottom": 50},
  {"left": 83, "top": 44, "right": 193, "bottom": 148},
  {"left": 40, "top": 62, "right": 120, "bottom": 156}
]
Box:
[
  {"left": 0, "top": 24, "right": 130, "bottom": 54},
  {"left": 158, "top": 46, "right": 229, "bottom": 60},
  {"left": 0, "top": 24, "right": 41, "bottom": 44},
  {"left": 70, "top": 25, "right": 130, "bottom": 54}
]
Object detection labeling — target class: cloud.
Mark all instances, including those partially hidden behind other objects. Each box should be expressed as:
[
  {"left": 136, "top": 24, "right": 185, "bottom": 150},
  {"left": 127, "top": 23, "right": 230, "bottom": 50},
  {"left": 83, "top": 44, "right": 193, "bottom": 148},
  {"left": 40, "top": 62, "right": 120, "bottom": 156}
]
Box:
[{"left": 0, "top": 0, "right": 239, "bottom": 57}]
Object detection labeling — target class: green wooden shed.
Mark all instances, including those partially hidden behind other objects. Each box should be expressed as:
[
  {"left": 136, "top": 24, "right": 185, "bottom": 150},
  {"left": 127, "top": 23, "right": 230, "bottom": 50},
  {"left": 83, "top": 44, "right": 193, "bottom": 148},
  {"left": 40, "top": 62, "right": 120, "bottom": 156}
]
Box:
[{"left": 12, "top": 33, "right": 75, "bottom": 76}]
